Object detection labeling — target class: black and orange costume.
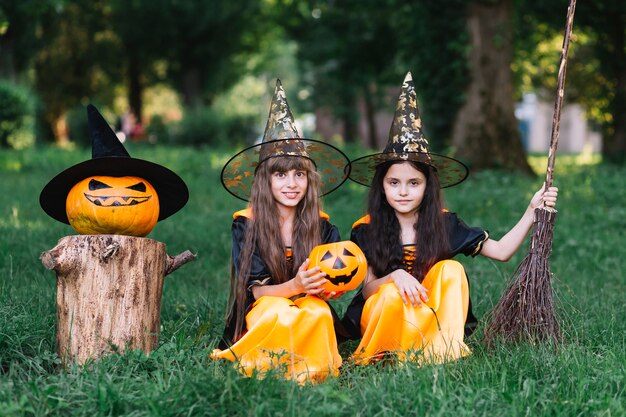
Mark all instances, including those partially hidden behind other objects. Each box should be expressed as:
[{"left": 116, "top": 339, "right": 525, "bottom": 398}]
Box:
[
  {"left": 213, "top": 80, "right": 350, "bottom": 382},
  {"left": 211, "top": 209, "right": 343, "bottom": 382},
  {"left": 339, "top": 71, "right": 484, "bottom": 364},
  {"left": 341, "top": 213, "right": 488, "bottom": 364}
]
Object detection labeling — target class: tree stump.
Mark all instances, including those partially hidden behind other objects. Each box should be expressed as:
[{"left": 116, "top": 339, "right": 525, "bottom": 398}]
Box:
[{"left": 41, "top": 234, "right": 195, "bottom": 365}]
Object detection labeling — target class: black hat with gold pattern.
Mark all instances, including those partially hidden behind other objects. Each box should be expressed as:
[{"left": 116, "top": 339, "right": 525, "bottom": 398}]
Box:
[
  {"left": 349, "top": 72, "right": 468, "bottom": 188},
  {"left": 221, "top": 79, "right": 350, "bottom": 201}
]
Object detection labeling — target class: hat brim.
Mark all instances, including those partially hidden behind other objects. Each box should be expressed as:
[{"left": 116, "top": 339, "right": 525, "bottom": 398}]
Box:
[
  {"left": 40, "top": 156, "right": 189, "bottom": 224},
  {"left": 348, "top": 151, "right": 469, "bottom": 188},
  {"left": 221, "top": 138, "right": 350, "bottom": 201}
]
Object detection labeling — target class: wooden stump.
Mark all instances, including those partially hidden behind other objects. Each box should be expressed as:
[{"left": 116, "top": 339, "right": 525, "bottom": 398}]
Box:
[{"left": 41, "top": 234, "right": 195, "bottom": 365}]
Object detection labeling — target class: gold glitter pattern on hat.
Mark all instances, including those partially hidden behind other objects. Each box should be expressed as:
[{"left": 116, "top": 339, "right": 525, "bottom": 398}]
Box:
[
  {"left": 348, "top": 72, "right": 468, "bottom": 188},
  {"left": 384, "top": 72, "right": 431, "bottom": 160},
  {"left": 221, "top": 79, "right": 350, "bottom": 201}
]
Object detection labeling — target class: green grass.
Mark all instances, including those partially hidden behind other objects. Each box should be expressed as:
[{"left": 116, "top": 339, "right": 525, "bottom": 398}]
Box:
[{"left": 0, "top": 144, "right": 624, "bottom": 416}]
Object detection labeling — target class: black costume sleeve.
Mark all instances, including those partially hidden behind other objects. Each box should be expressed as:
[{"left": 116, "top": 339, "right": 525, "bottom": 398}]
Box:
[
  {"left": 232, "top": 217, "right": 272, "bottom": 289},
  {"left": 349, "top": 223, "right": 371, "bottom": 259},
  {"left": 445, "top": 212, "right": 489, "bottom": 257},
  {"left": 321, "top": 219, "right": 341, "bottom": 244}
]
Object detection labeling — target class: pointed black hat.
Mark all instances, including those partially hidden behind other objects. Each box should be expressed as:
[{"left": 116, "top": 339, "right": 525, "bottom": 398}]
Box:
[
  {"left": 349, "top": 72, "right": 468, "bottom": 188},
  {"left": 220, "top": 79, "right": 350, "bottom": 201},
  {"left": 40, "top": 104, "right": 188, "bottom": 224}
]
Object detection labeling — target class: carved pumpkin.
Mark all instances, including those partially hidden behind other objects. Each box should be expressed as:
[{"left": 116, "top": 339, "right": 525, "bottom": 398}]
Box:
[
  {"left": 308, "top": 241, "right": 367, "bottom": 292},
  {"left": 65, "top": 176, "right": 160, "bottom": 236}
]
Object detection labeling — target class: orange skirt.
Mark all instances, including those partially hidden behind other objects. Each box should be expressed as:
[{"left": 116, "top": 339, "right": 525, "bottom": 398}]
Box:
[
  {"left": 211, "top": 295, "right": 341, "bottom": 383},
  {"left": 354, "top": 260, "right": 471, "bottom": 365}
]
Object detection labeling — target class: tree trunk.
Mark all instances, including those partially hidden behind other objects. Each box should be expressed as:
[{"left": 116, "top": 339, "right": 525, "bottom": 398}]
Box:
[
  {"left": 44, "top": 111, "right": 70, "bottom": 146},
  {"left": 182, "top": 66, "right": 202, "bottom": 107},
  {"left": 452, "top": 0, "right": 534, "bottom": 174},
  {"left": 363, "top": 84, "right": 379, "bottom": 149},
  {"left": 0, "top": 29, "right": 17, "bottom": 82},
  {"left": 601, "top": 13, "right": 626, "bottom": 164},
  {"left": 128, "top": 53, "right": 143, "bottom": 124},
  {"left": 41, "top": 235, "right": 195, "bottom": 365},
  {"left": 341, "top": 91, "right": 358, "bottom": 144}
]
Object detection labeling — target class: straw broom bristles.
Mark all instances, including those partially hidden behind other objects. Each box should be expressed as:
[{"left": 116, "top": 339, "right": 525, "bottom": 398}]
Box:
[{"left": 484, "top": 207, "right": 560, "bottom": 345}]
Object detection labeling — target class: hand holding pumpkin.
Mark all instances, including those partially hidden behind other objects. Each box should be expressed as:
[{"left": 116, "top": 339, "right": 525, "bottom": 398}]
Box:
[{"left": 293, "top": 258, "right": 328, "bottom": 296}]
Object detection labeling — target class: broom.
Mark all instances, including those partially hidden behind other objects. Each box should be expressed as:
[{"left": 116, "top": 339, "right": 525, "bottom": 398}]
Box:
[{"left": 483, "top": 0, "right": 577, "bottom": 346}]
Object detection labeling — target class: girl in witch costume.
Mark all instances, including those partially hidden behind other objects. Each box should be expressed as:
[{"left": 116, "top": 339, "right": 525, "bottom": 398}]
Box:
[
  {"left": 40, "top": 104, "right": 188, "bottom": 235},
  {"left": 211, "top": 80, "right": 350, "bottom": 382},
  {"left": 341, "top": 73, "right": 558, "bottom": 365}
]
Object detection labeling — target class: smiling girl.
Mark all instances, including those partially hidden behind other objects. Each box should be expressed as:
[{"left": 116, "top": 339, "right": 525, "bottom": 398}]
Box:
[
  {"left": 212, "top": 80, "right": 350, "bottom": 382},
  {"left": 342, "top": 73, "right": 558, "bottom": 365}
]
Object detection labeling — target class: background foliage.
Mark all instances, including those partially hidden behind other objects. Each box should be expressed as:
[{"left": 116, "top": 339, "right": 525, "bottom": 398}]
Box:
[{"left": 1, "top": 0, "right": 624, "bottom": 163}]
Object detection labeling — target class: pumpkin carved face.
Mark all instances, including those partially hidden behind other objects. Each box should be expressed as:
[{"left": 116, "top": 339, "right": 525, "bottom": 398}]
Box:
[
  {"left": 308, "top": 241, "right": 367, "bottom": 292},
  {"left": 65, "top": 175, "right": 160, "bottom": 236}
]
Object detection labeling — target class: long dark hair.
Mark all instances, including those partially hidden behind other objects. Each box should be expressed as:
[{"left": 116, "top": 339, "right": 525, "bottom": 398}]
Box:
[
  {"left": 366, "top": 160, "right": 449, "bottom": 281},
  {"left": 227, "top": 156, "right": 322, "bottom": 340}
]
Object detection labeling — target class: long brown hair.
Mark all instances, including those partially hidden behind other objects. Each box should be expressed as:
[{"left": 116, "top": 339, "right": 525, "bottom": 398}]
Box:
[
  {"left": 366, "top": 160, "right": 449, "bottom": 281},
  {"left": 228, "top": 156, "right": 322, "bottom": 340}
]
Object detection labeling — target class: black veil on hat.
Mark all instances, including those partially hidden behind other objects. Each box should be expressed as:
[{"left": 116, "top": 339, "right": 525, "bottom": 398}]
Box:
[
  {"left": 349, "top": 72, "right": 469, "bottom": 188},
  {"left": 40, "top": 104, "right": 189, "bottom": 224},
  {"left": 221, "top": 79, "right": 350, "bottom": 201}
]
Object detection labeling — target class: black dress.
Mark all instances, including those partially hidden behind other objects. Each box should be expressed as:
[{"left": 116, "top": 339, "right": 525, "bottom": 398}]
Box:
[
  {"left": 340, "top": 212, "right": 488, "bottom": 341},
  {"left": 218, "top": 211, "right": 342, "bottom": 349}
]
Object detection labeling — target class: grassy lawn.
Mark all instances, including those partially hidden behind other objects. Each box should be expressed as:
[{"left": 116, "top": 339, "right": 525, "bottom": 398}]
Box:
[{"left": 0, "top": 144, "right": 624, "bottom": 416}]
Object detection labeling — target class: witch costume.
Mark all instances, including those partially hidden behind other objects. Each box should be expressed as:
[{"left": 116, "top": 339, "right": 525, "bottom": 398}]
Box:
[
  {"left": 341, "top": 72, "right": 489, "bottom": 364},
  {"left": 211, "top": 80, "right": 350, "bottom": 382}
]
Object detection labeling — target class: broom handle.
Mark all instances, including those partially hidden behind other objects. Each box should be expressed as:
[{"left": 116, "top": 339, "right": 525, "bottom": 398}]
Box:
[{"left": 544, "top": 0, "right": 577, "bottom": 191}]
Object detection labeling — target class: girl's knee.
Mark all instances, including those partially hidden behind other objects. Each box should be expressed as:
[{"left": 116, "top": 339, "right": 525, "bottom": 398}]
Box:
[
  {"left": 376, "top": 283, "right": 405, "bottom": 310},
  {"left": 437, "top": 259, "right": 465, "bottom": 274},
  {"left": 429, "top": 260, "right": 468, "bottom": 286}
]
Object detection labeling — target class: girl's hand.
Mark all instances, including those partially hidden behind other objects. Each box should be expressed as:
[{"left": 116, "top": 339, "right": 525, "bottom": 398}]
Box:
[
  {"left": 293, "top": 258, "right": 327, "bottom": 296},
  {"left": 318, "top": 290, "right": 344, "bottom": 301},
  {"left": 389, "top": 269, "right": 429, "bottom": 307},
  {"left": 530, "top": 185, "right": 559, "bottom": 209}
]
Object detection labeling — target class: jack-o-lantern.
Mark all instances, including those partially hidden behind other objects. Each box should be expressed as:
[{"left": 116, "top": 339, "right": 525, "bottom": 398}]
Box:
[
  {"left": 308, "top": 241, "right": 367, "bottom": 293},
  {"left": 66, "top": 175, "right": 160, "bottom": 236}
]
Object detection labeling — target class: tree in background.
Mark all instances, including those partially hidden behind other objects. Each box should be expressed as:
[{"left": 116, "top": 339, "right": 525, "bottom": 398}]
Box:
[
  {"left": 0, "top": 0, "right": 61, "bottom": 82},
  {"left": 108, "top": 0, "right": 172, "bottom": 123},
  {"left": 392, "top": 0, "right": 470, "bottom": 153},
  {"left": 519, "top": 0, "right": 626, "bottom": 164},
  {"left": 1, "top": 0, "right": 268, "bottom": 143},
  {"left": 159, "top": 0, "right": 264, "bottom": 108},
  {"left": 1, "top": 0, "right": 622, "bottom": 163},
  {"left": 277, "top": 0, "right": 533, "bottom": 172},
  {"left": 274, "top": 0, "right": 401, "bottom": 146},
  {"left": 33, "top": 0, "right": 120, "bottom": 143},
  {"left": 450, "top": 0, "right": 533, "bottom": 173}
]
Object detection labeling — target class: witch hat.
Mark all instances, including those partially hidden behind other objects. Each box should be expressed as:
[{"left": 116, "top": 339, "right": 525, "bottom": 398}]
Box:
[
  {"left": 40, "top": 104, "right": 189, "bottom": 224},
  {"left": 220, "top": 79, "right": 350, "bottom": 201},
  {"left": 348, "top": 72, "right": 468, "bottom": 188}
]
